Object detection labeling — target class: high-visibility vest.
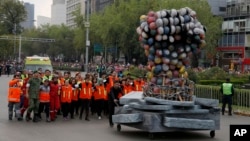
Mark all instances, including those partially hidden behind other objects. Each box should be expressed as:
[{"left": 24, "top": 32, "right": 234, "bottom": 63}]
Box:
[
  {"left": 222, "top": 83, "right": 233, "bottom": 95},
  {"left": 95, "top": 85, "right": 107, "bottom": 100},
  {"left": 71, "top": 88, "right": 79, "bottom": 101},
  {"left": 107, "top": 76, "right": 119, "bottom": 93},
  {"left": 61, "top": 85, "right": 72, "bottom": 103},
  {"left": 123, "top": 84, "right": 134, "bottom": 94},
  {"left": 134, "top": 80, "right": 145, "bottom": 91},
  {"left": 8, "top": 79, "right": 22, "bottom": 102},
  {"left": 79, "top": 81, "right": 92, "bottom": 99},
  {"left": 39, "top": 90, "right": 50, "bottom": 102}
]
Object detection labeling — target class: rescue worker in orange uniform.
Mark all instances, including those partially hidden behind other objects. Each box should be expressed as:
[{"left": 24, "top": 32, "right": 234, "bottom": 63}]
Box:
[
  {"left": 94, "top": 79, "right": 107, "bottom": 119},
  {"left": 122, "top": 78, "right": 135, "bottom": 95},
  {"left": 134, "top": 77, "right": 145, "bottom": 91},
  {"left": 38, "top": 79, "right": 50, "bottom": 122},
  {"left": 49, "top": 76, "right": 61, "bottom": 121},
  {"left": 8, "top": 74, "right": 23, "bottom": 121},
  {"left": 70, "top": 78, "right": 80, "bottom": 119},
  {"left": 61, "top": 80, "right": 73, "bottom": 120},
  {"left": 79, "top": 75, "right": 92, "bottom": 121}
]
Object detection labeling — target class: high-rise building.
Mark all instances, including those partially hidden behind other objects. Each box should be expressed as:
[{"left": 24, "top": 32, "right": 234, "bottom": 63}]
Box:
[
  {"left": 92, "top": 0, "right": 114, "bottom": 12},
  {"left": 37, "top": 16, "right": 51, "bottom": 27},
  {"left": 21, "top": 2, "right": 35, "bottom": 29},
  {"left": 217, "top": 0, "right": 250, "bottom": 72},
  {"left": 66, "top": 0, "right": 85, "bottom": 28},
  {"left": 51, "top": 0, "right": 66, "bottom": 25},
  {"left": 207, "top": 0, "right": 227, "bottom": 16},
  {"left": 66, "top": 0, "right": 114, "bottom": 28}
]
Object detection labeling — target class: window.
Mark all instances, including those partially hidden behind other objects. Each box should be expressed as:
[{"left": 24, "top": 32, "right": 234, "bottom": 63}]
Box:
[{"left": 219, "top": 7, "right": 226, "bottom": 12}]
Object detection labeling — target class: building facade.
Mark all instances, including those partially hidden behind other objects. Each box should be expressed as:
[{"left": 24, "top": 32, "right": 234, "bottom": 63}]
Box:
[
  {"left": 20, "top": 2, "right": 35, "bottom": 29},
  {"left": 217, "top": 0, "right": 250, "bottom": 72},
  {"left": 51, "top": 0, "right": 66, "bottom": 25},
  {"left": 66, "top": 0, "right": 85, "bottom": 28},
  {"left": 207, "top": 0, "right": 227, "bottom": 16},
  {"left": 37, "top": 16, "right": 51, "bottom": 27}
]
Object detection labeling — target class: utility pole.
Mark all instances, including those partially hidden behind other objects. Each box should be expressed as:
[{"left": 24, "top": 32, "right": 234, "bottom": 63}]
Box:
[{"left": 85, "top": 0, "right": 90, "bottom": 72}]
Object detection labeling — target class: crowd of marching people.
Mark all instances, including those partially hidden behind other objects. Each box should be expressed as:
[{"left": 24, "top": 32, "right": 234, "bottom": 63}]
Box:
[{"left": 8, "top": 69, "right": 146, "bottom": 127}]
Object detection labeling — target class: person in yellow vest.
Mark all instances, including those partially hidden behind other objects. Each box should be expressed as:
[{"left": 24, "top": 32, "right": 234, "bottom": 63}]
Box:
[
  {"left": 21, "top": 69, "right": 28, "bottom": 79},
  {"left": 79, "top": 74, "right": 92, "bottom": 121},
  {"left": 42, "top": 69, "right": 52, "bottom": 83},
  {"left": 8, "top": 74, "right": 23, "bottom": 121},
  {"left": 38, "top": 79, "right": 50, "bottom": 122},
  {"left": 61, "top": 80, "right": 73, "bottom": 120},
  {"left": 220, "top": 78, "right": 234, "bottom": 116},
  {"left": 94, "top": 79, "right": 107, "bottom": 119}
]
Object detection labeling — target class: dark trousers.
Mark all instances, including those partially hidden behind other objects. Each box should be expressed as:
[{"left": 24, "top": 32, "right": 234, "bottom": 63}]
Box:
[
  {"left": 8, "top": 102, "right": 21, "bottom": 119},
  {"left": 61, "top": 102, "right": 71, "bottom": 118},
  {"left": 222, "top": 95, "right": 232, "bottom": 114},
  {"left": 90, "top": 96, "right": 96, "bottom": 115},
  {"left": 38, "top": 102, "right": 50, "bottom": 119},
  {"left": 79, "top": 99, "right": 90, "bottom": 119},
  {"left": 70, "top": 100, "right": 80, "bottom": 118},
  {"left": 103, "top": 100, "right": 109, "bottom": 116},
  {"left": 95, "top": 99, "right": 104, "bottom": 117},
  {"left": 108, "top": 102, "right": 115, "bottom": 126}
]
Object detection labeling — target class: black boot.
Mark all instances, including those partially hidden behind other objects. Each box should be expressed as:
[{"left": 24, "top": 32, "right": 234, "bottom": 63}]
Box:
[
  {"left": 33, "top": 114, "right": 39, "bottom": 122},
  {"left": 26, "top": 113, "right": 32, "bottom": 121}
]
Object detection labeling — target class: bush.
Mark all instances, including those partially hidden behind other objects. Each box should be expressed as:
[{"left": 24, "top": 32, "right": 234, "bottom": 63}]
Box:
[
  {"left": 186, "top": 68, "right": 198, "bottom": 83},
  {"left": 199, "top": 80, "right": 245, "bottom": 86},
  {"left": 123, "top": 65, "right": 147, "bottom": 79},
  {"left": 197, "top": 67, "right": 228, "bottom": 80}
]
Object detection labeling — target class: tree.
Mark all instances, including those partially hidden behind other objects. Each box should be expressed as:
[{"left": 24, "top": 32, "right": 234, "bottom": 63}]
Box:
[
  {"left": 0, "top": 0, "right": 27, "bottom": 61},
  {"left": 0, "top": 0, "right": 27, "bottom": 34},
  {"left": 21, "top": 24, "right": 75, "bottom": 61}
]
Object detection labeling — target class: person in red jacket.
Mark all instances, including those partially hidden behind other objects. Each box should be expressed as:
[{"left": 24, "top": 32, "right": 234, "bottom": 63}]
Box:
[
  {"left": 20, "top": 71, "right": 33, "bottom": 117},
  {"left": 49, "top": 76, "right": 60, "bottom": 121},
  {"left": 79, "top": 75, "right": 92, "bottom": 121}
]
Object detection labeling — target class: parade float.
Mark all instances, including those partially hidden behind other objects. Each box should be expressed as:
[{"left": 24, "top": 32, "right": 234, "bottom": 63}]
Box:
[{"left": 112, "top": 7, "right": 220, "bottom": 139}]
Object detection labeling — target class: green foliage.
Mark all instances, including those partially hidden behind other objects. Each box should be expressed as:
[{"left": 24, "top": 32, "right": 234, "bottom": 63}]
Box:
[
  {"left": 199, "top": 80, "right": 245, "bottom": 85},
  {"left": 21, "top": 24, "right": 76, "bottom": 61},
  {"left": 123, "top": 66, "right": 147, "bottom": 79},
  {"left": 0, "top": 0, "right": 27, "bottom": 60},
  {"left": 186, "top": 68, "right": 198, "bottom": 83},
  {"left": 197, "top": 67, "right": 228, "bottom": 80},
  {"left": 0, "top": 0, "right": 27, "bottom": 34}
]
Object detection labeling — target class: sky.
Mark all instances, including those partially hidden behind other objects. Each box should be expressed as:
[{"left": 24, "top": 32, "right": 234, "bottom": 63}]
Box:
[{"left": 22, "top": 0, "right": 52, "bottom": 19}]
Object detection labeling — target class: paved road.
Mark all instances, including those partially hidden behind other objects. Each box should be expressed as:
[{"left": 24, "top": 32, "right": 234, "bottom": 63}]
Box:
[{"left": 0, "top": 74, "right": 249, "bottom": 141}]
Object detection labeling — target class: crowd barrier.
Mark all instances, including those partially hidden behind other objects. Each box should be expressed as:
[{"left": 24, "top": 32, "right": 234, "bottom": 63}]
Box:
[{"left": 194, "top": 85, "right": 250, "bottom": 112}]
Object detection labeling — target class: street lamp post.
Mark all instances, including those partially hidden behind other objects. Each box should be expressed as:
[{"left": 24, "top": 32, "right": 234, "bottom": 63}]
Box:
[{"left": 85, "top": 0, "right": 90, "bottom": 72}]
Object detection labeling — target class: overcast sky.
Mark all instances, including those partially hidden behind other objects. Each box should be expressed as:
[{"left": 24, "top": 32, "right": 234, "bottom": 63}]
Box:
[{"left": 22, "top": 0, "right": 52, "bottom": 19}]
